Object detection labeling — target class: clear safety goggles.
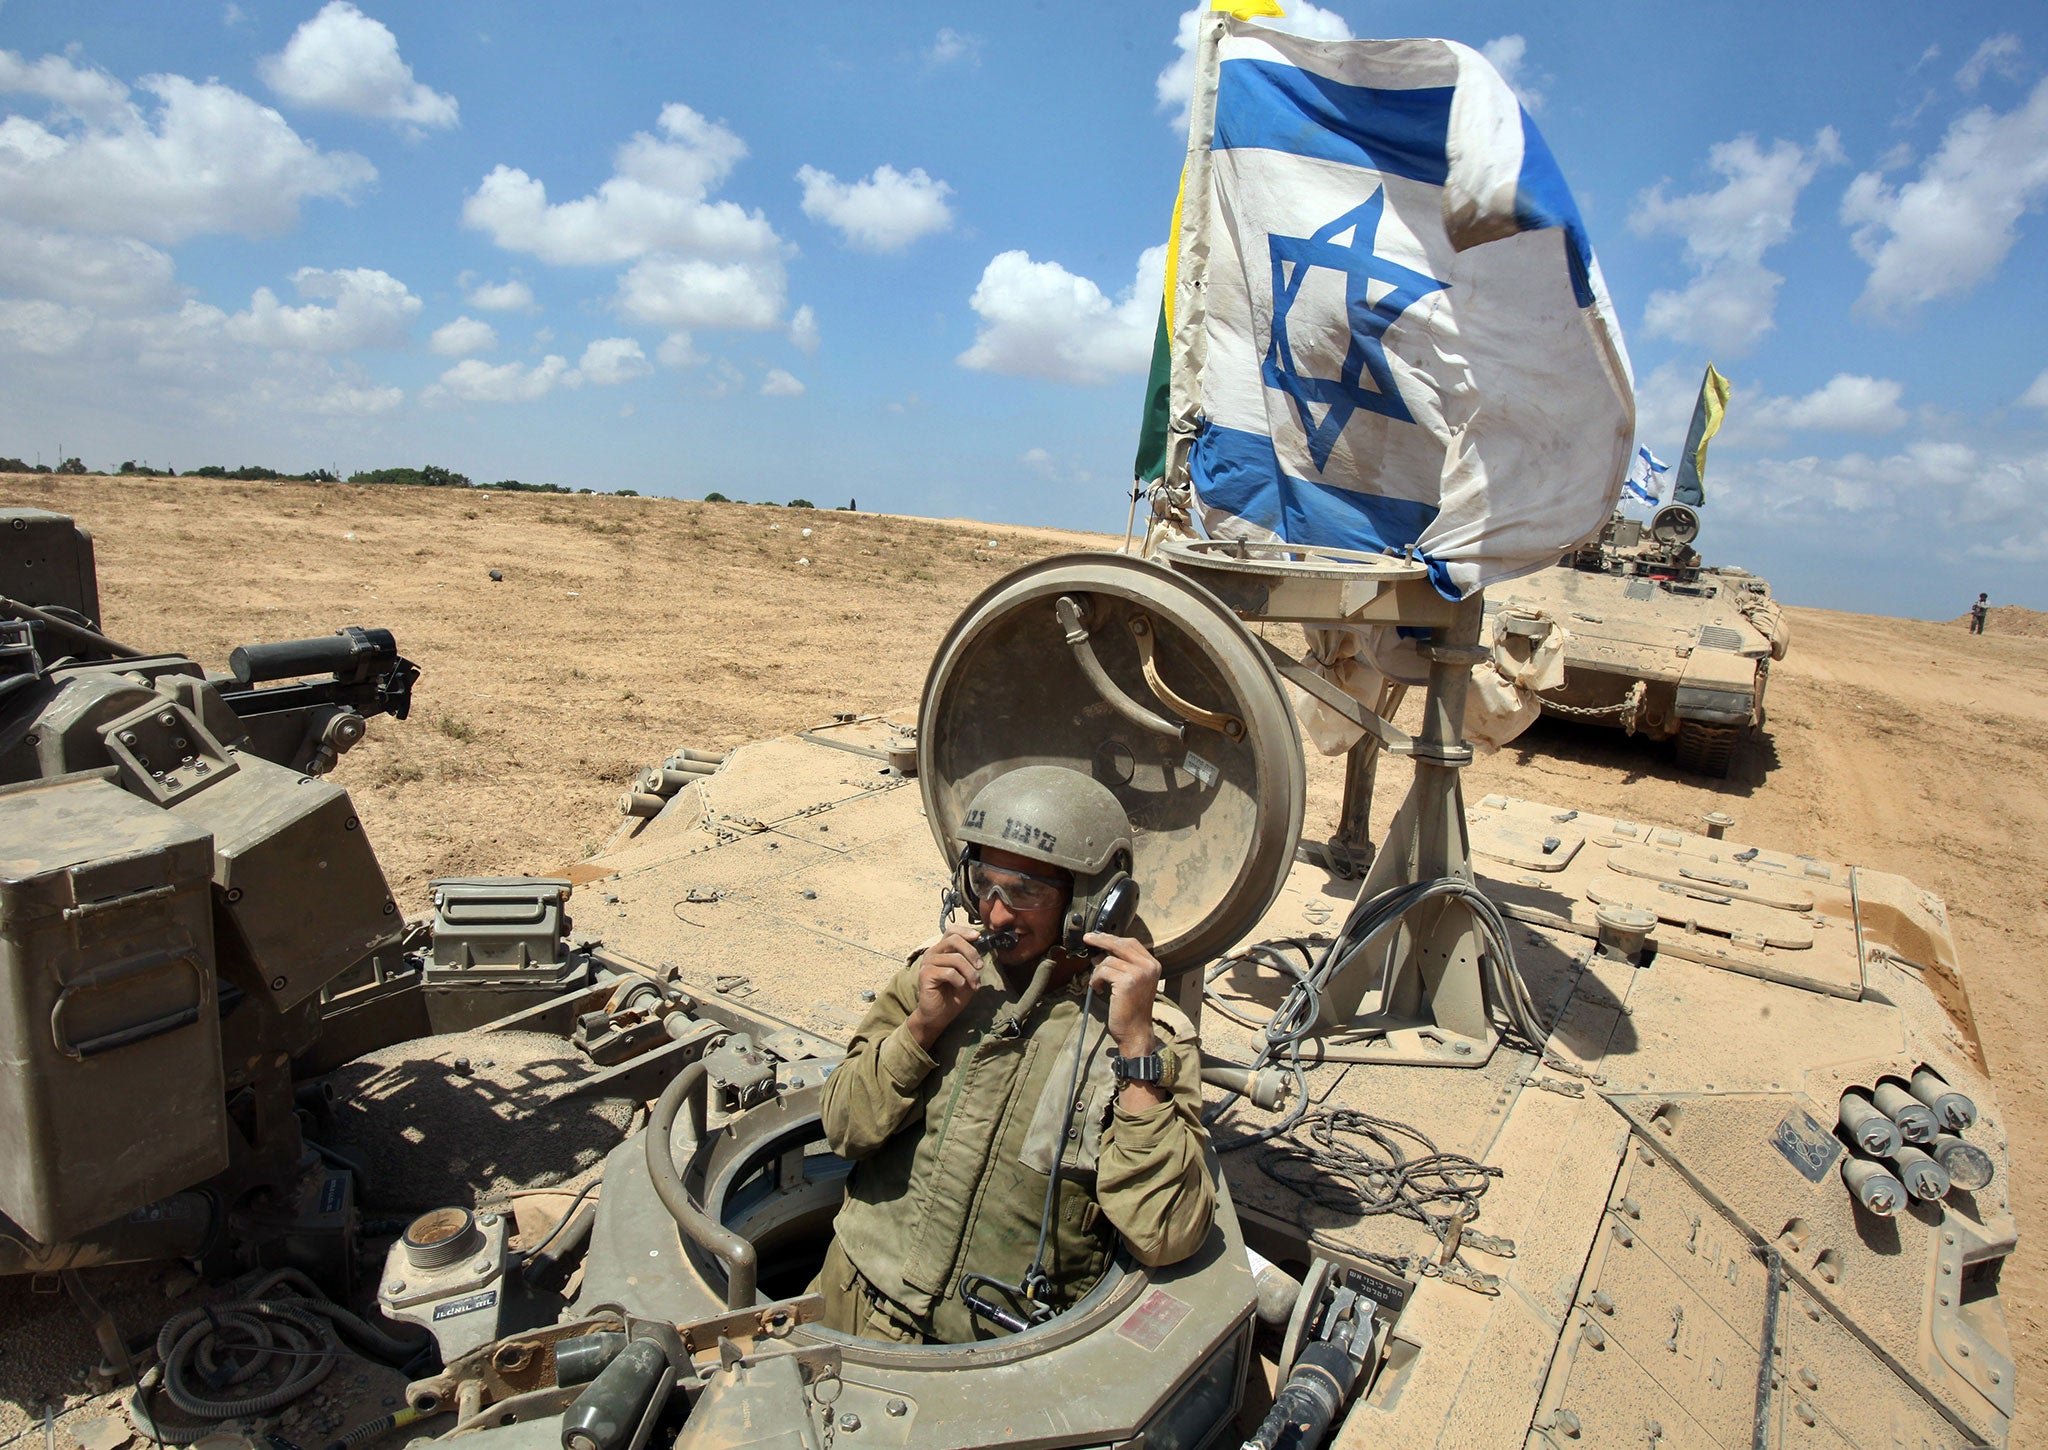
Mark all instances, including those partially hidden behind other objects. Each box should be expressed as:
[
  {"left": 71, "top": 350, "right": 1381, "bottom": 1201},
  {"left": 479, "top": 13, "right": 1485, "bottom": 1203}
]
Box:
[{"left": 967, "top": 861, "right": 1067, "bottom": 913}]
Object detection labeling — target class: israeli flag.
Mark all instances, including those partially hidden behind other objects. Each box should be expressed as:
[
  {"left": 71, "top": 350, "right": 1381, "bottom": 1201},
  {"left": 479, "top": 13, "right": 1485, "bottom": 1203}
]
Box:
[
  {"left": 1181, "top": 25, "right": 1635, "bottom": 597},
  {"left": 1623, "top": 445, "right": 1670, "bottom": 506}
]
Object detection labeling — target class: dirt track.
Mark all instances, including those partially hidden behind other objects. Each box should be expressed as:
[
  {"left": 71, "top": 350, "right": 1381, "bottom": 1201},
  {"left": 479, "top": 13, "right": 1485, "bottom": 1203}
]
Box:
[{"left": 6, "top": 474, "right": 2047, "bottom": 1439}]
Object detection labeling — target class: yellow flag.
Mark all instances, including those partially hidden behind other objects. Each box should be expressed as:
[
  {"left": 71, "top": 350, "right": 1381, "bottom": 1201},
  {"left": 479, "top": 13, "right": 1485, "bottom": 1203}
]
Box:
[
  {"left": 1697, "top": 363, "right": 1730, "bottom": 453},
  {"left": 1673, "top": 363, "right": 1731, "bottom": 507}
]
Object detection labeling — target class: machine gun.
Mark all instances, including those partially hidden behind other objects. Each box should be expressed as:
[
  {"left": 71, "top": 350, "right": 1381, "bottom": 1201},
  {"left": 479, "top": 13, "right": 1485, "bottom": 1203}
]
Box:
[{"left": 217, "top": 624, "right": 419, "bottom": 774}]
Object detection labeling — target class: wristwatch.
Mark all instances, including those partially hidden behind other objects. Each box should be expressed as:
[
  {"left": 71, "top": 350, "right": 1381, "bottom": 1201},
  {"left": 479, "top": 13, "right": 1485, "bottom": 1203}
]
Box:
[{"left": 1111, "top": 1049, "right": 1177, "bottom": 1089}]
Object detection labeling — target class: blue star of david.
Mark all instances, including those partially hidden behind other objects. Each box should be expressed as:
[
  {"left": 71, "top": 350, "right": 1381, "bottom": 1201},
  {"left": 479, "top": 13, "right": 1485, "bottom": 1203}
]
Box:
[{"left": 1262, "top": 189, "right": 1449, "bottom": 472}]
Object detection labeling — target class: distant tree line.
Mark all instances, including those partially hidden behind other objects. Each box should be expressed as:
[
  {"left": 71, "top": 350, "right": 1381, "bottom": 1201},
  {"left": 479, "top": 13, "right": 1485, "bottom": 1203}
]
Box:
[
  {"left": 703, "top": 494, "right": 844, "bottom": 509},
  {"left": 0, "top": 453, "right": 641, "bottom": 497},
  {"left": 190, "top": 464, "right": 340, "bottom": 481}
]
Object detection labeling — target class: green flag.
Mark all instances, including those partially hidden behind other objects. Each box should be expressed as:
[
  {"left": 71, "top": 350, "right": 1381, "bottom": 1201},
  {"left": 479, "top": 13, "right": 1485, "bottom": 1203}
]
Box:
[
  {"left": 1133, "top": 300, "right": 1171, "bottom": 485},
  {"left": 1672, "top": 363, "right": 1730, "bottom": 507}
]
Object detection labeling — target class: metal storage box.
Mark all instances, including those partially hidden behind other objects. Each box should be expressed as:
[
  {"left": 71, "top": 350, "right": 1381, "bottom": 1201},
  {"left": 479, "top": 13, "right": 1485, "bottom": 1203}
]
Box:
[
  {"left": 171, "top": 754, "right": 401, "bottom": 1011},
  {"left": 0, "top": 775, "right": 226, "bottom": 1243},
  {"left": 422, "top": 877, "right": 585, "bottom": 1031},
  {"left": 0, "top": 509, "right": 101, "bottom": 626}
]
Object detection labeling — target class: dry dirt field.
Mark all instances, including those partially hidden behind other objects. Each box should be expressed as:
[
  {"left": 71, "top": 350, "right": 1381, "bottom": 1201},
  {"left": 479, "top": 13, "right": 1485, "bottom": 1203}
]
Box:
[{"left": 6, "top": 472, "right": 2048, "bottom": 1440}]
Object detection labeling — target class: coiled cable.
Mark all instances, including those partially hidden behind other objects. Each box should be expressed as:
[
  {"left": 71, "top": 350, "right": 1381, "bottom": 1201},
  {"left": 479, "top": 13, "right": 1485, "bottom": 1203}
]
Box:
[
  {"left": 1201, "top": 876, "right": 1550, "bottom": 1153},
  {"left": 1258, "top": 1109, "right": 1504, "bottom": 1275},
  {"left": 1200, "top": 942, "right": 1321, "bottom": 1150},
  {"left": 128, "top": 1270, "right": 430, "bottom": 1445}
]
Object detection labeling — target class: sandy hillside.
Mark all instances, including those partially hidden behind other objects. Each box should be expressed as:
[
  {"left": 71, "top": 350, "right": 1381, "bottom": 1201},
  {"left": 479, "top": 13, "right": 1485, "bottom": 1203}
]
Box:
[
  {"left": 6, "top": 473, "right": 2048, "bottom": 1438},
  {"left": 1949, "top": 604, "right": 2048, "bottom": 638}
]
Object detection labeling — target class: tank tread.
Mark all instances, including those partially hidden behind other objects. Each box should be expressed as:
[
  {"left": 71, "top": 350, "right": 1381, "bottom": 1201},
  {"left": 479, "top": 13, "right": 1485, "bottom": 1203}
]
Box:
[{"left": 1675, "top": 720, "right": 1742, "bottom": 777}]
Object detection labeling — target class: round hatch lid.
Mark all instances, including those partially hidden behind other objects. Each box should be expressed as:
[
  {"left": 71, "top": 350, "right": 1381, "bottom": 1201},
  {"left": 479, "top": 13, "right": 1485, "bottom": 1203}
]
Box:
[
  {"left": 918, "top": 554, "right": 1303, "bottom": 975},
  {"left": 1650, "top": 503, "right": 1701, "bottom": 546}
]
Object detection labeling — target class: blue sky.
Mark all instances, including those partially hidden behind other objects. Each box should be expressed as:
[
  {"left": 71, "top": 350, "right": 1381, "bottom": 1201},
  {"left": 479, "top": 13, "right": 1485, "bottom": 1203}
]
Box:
[{"left": 1, "top": 2, "right": 2043, "bottom": 619}]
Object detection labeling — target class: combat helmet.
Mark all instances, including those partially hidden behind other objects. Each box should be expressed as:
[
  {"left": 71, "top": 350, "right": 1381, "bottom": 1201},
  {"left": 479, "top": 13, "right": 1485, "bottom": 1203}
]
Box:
[{"left": 954, "top": 766, "right": 1134, "bottom": 951}]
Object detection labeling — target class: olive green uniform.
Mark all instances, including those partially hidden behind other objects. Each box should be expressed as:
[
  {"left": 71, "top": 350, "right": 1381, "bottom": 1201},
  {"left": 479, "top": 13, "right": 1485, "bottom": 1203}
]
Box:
[{"left": 815, "top": 950, "right": 1213, "bottom": 1344}]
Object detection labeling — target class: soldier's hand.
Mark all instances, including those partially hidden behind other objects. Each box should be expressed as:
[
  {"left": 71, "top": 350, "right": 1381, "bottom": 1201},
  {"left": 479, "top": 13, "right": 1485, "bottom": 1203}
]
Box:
[
  {"left": 907, "top": 931, "right": 983, "bottom": 1050},
  {"left": 1085, "top": 933, "right": 1162, "bottom": 1058}
]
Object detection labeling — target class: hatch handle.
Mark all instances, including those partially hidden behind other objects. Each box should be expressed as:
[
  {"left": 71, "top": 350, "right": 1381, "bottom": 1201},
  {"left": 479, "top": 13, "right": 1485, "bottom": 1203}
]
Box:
[
  {"left": 1125, "top": 613, "right": 1246, "bottom": 742},
  {"left": 1054, "top": 595, "right": 1184, "bottom": 743}
]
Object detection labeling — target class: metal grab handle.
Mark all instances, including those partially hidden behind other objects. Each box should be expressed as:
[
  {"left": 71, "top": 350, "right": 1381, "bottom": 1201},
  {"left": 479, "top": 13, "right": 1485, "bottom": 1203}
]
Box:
[
  {"left": 1055, "top": 596, "right": 1184, "bottom": 742},
  {"left": 50, "top": 948, "right": 206, "bottom": 1059},
  {"left": 645, "top": 1062, "right": 758, "bottom": 1309},
  {"left": 1125, "top": 613, "right": 1245, "bottom": 741}
]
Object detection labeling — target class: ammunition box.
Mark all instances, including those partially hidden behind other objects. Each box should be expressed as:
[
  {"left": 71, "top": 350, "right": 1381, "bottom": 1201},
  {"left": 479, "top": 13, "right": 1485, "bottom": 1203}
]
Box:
[{"left": 0, "top": 775, "right": 226, "bottom": 1243}]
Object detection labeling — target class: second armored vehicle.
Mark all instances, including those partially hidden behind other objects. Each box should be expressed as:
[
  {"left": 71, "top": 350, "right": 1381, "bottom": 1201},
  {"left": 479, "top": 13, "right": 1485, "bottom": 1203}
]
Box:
[{"left": 1495, "top": 503, "right": 1790, "bottom": 776}]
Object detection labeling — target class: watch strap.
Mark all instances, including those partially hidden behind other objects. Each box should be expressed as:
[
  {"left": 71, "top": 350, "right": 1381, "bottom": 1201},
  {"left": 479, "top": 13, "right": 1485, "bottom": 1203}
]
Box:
[{"left": 1111, "top": 1052, "right": 1165, "bottom": 1084}]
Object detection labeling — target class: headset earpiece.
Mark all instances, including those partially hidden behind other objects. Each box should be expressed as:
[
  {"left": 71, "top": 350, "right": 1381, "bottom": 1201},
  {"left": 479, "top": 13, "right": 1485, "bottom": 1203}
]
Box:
[
  {"left": 1063, "top": 862, "right": 1139, "bottom": 954},
  {"left": 953, "top": 845, "right": 984, "bottom": 926}
]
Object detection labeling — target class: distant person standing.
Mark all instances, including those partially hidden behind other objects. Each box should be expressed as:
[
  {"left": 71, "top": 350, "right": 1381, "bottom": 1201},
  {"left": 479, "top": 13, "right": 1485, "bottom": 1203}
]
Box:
[{"left": 1970, "top": 593, "right": 1989, "bottom": 635}]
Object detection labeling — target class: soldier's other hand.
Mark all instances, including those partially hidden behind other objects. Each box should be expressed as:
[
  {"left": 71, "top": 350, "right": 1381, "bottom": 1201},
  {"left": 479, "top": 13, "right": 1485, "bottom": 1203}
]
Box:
[
  {"left": 1085, "top": 933, "right": 1162, "bottom": 1057},
  {"left": 907, "top": 932, "right": 983, "bottom": 1048}
]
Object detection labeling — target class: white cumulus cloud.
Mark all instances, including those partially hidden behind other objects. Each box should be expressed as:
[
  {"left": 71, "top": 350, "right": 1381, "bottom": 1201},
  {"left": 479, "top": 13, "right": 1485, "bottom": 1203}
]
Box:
[
  {"left": 1711, "top": 438, "right": 2048, "bottom": 570},
  {"left": 578, "top": 336, "right": 650, "bottom": 385},
  {"left": 463, "top": 103, "right": 776, "bottom": 265},
  {"left": 429, "top": 315, "right": 495, "bottom": 356},
  {"left": 761, "top": 368, "right": 804, "bottom": 397},
  {"left": 1156, "top": 3, "right": 1352, "bottom": 133},
  {"left": 0, "top": 298, "right": 98, "bottom": 356},
  {"left": 0, "top": 220, "right": 179, "bottom": 310},
  {"left": 258, "top": 2, "right": 457, "bottom": 129},
  {"left": 293, "top": 376, "right": 403, "bottom": 416},
  {"left": 462, "top": 276, "right": 535, "bottom": 312},
  {"left": 428, "top": 354, "right": 579, "bottom": 404},
  {"left": 0, "top": 293, "right": 409, "bottom": 427},
  {"left": 0, "top": 63, "right": 375, "bottom": 242},
  {"left": 1956, "top": 35, "right": 2024, "bottom": 93},
  {"left": 656, "top": 331, "right": 703, "bottom": 369},
  {"left": 928, "top": 29, "right": 981, "bottom": 68},
  {"left": 1480, "top": 36, "right": 1548, "bottom": 113},
  {"left": 2019, "top": 369, "right": 2048, "bottom": 410},
  {"left": 0, "top": 50, "right": 131, "bottom": 121},
  {"left": 1630, "top": 130, "right": 1842, "bottom": 356},
  {"left": 225, "top": 267, "right": 420, "bottom": 351},
  {"left": 957, "top": 245, "right": 1164, "bottom": 385},
  {"left": 1842, "top": 77, "right": 2048, "bottom": 317},
  {"left": 1017, "top": 446, "right": 1095, "bottom": 488},
  {"left": 788, "top": 303, "right": 819, "bottom": 356},
  {"left": 797, "top": 164, "right": 954, "bottom": 252},
  {"left": 1740, "top": 374, "right": 1907, "bottom": 441},
  {"left": 615, "top": 256, "right": 784, "bottom": 330}
]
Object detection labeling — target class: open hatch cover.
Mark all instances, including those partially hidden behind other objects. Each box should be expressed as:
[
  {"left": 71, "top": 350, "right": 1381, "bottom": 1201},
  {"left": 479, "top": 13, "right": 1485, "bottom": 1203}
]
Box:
[{"left": 918, "top": 554, "right": 1303, "bottom": 974}]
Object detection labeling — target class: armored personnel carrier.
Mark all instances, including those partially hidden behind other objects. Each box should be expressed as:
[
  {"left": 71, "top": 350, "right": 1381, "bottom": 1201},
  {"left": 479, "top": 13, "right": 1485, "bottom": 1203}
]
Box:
[
  {"left": 0, "top": 516, "right": 2018, "bottom": 1449},
  {"left": 1494, "top": 504, "right": 1790, "bottom": 777}
]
